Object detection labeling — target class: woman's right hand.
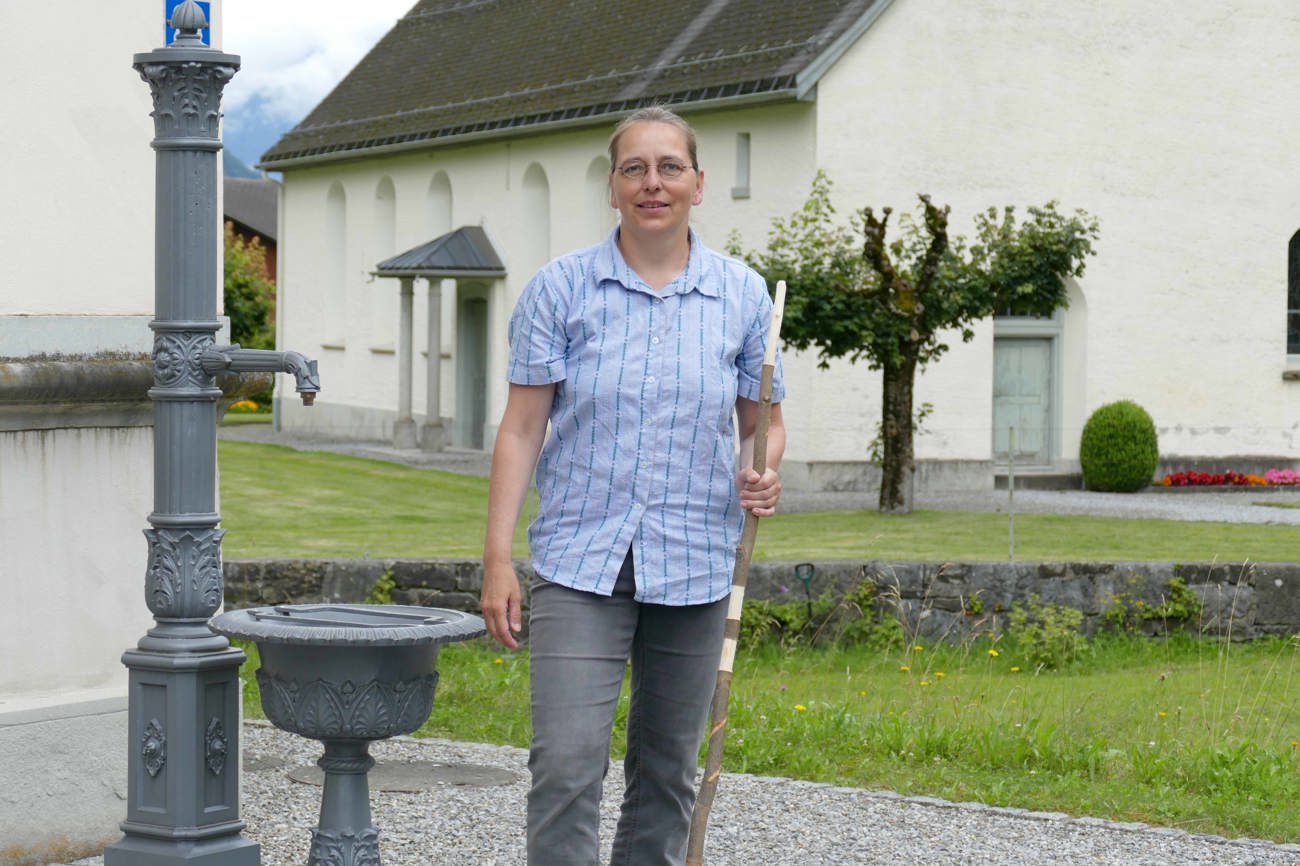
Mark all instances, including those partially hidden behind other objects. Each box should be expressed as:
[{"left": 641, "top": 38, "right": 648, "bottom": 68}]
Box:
[{"left": 481, "top": 559, "right": 523, "bottom": 649}]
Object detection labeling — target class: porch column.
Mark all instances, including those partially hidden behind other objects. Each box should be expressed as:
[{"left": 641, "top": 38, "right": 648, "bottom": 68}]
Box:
[
  {"left": 394, "top": 276, "right": 417, "bottom": 448},
  {"left": 421, "top": 277, "right": 446, "bottom": 451}
]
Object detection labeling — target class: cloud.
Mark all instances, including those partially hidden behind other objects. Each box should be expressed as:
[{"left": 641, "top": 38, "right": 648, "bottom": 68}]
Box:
[{"left": 221, "top": 0, "right": 416, "bottom": 133}]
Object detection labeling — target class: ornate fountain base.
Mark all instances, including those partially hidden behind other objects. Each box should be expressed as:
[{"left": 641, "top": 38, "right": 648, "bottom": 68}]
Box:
[
  {"left": 105, "top": 645, "right": 258, "bottom": 866},
  {"left": 309, "top": 740, "right": 380, "bottom": 866}
]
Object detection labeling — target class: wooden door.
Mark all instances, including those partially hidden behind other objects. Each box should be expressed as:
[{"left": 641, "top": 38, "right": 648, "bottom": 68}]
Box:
[{"left": 992, "top": 338, "right": 1052, "bottom": 465}]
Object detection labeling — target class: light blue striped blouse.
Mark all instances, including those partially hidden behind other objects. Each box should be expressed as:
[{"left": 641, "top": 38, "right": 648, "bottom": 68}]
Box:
[{"left": 507, "top": 227, "right": 785, "bottom": 606}]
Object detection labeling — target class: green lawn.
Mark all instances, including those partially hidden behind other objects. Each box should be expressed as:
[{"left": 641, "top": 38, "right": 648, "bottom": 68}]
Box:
[
  {"left": 219, "top": 441, "right": 529, "bottom": 558},
  {"left": 219, "top": 440, "right": 1300, "bottom": 562}
]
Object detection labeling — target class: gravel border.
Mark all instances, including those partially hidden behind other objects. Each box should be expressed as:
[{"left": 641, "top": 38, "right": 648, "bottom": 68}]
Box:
[
  {"left": 66, "top": 721, "right": 1300, "bottom": 866},
  {"left": 781, "top": 486, "right": 1300, "bottom": 524}
]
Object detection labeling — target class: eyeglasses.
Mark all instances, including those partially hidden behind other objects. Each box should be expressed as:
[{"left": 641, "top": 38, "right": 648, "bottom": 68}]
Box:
[{"left": 614, "top": 160, "right": 694, "bottom": 181}]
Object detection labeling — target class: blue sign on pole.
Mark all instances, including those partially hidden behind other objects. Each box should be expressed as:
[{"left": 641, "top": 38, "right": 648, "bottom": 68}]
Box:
[{"left": 165, "top": 0, "right": 212, "bottom": 45}]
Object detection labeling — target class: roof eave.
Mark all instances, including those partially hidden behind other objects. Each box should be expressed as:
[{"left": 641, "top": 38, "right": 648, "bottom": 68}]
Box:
[
  {"left": 793, "top": 0, "right": 895, "bottom": 100},
  {"left": 371, "top": 269, "right": 507, "bottom": 280},
  {"left": 258, "top": 88, "right": 805, "bottom": 172}
]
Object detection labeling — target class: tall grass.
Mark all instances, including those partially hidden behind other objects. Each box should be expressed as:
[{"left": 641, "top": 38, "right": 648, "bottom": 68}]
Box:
[
  {"left": 236, "top": 633, "right": 1300, "bottom": 842},
  {"left": 721, "top": 633, "right": 1300, "bottom": 840}
]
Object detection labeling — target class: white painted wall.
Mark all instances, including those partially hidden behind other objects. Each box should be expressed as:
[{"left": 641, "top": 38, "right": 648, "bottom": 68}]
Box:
[
  {"left": 0, "top": 421, "right": 154, "bottom": 708},
  {"left": 0, "top": 2, "right": 156, "bottom": 315},
  {"left": 818, "top": 0, "right": 1300, "bottom": 463}
]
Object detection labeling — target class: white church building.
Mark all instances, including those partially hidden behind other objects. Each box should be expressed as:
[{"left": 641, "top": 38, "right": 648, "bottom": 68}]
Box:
[{"left": 261, "top": 0, "right": 1300, "bottom": 492}]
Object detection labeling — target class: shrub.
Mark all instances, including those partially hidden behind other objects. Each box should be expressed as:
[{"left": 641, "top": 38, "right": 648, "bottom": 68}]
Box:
[
  {"left": 363, "top": 570, "right": 396, "bottom": 605},
  {"left": 1007, "top": 594, "right": 1086, "bottom": 670},
  {"left": 1103, "top": 577, "right": 1204, "bottom": 634},
  {"left": 738, "top": 581, "right": 902, "bottom": 650},
  {"left": 224, "top": 221, "right": 276, "bottom": 407},
  {"left": 1079, "top": 400, "right": 1158, "bottom": 492}
]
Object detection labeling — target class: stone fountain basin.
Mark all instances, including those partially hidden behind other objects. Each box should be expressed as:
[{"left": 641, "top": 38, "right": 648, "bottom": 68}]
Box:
[
  {"left": 210, "top": 603, "right": 485, "bottom": 740},
  {"left": 210, "top": 604, "right": 485, "bottom": 863}
]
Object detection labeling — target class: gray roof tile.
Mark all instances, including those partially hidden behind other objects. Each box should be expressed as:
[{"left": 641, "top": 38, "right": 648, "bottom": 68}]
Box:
[
  {"left": 223, "top": 177, "right": 279, "bottom": 239},
  {"left": 261, "top": 0, "right": 885, "bottom": 167}
]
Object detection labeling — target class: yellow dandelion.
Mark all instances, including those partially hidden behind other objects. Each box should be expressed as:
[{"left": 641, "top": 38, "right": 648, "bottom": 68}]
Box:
[
  {"left": 794, "top": 704, "right": 807, "bottom": 713},
  {"left": 1158, "top": 711, "right": 1167, "bottom": 718},
  {"left": 920, "top": 680, "right": 931, "bottom": 686},
  {"left": 899, "top": 665, "right": 911, "bottom": 673},
  {"left": 493, "top": 658, "right": 504, "bottom": 665},
  {"left": 934, "top": 671, "right": 946, "bottom": 679},
  {"left": 913, "top": 644, "right": 925, "bottom": 652},
  {"left": 1010, "top": 666, "right": 1021, "bottom": 673},
  {"left": 989, "top": 649, "right": 1000, "bottom": 658}
]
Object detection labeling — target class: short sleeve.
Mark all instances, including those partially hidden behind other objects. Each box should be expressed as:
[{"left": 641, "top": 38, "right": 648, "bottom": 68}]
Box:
[
  {"left": 736, "top": 272, "right": 786, "bottom": 404},
  {"left": 507, "top": 269, "right": 568, "bottom": 385}
]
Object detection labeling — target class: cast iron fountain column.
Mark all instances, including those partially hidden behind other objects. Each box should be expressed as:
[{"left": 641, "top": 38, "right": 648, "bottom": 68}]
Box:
[{"left": 106, "top": 4, "right": 316, "bottom": 863}]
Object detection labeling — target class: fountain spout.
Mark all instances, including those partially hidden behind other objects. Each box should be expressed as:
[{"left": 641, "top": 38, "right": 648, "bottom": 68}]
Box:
[{"left": 202, "top": 344, "right": 321, "bottom": 405}]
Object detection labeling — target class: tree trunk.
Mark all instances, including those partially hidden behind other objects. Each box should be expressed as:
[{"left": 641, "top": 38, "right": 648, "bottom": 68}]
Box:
[{"left": 878, "top": 354, "right": 918, "bottom": 513}]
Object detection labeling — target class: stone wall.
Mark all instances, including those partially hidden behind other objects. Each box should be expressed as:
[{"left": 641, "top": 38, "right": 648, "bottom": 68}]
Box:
[{"left": 223, "top": 558, "right": 1300, "bottom": 641}]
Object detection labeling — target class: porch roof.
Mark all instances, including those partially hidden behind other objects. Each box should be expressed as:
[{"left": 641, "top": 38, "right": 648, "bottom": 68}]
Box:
[{"left": 373, "top": 225, "right": 507, "bottom": 279}]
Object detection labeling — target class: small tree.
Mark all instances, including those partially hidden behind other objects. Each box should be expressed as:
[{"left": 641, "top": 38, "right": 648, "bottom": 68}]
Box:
[
  {"left": 223, "top": 221, "right": 276, "bottom": 351},
  {"left": 223, "top": 221, "right": 276, "bottom": 406},
  {"left": 733, "top": 172, "right": 1099, "bottom": 512}
]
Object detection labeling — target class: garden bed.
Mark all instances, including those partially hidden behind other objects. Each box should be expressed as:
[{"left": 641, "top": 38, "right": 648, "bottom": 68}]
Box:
[{"left": 1157, "top": 469, "right": 1300, "bottom": 488}]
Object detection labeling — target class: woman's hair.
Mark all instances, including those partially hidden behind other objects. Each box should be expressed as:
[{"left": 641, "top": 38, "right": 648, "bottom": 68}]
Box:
[{"left": 608, "top": 105, "right": 699, "bottom": 170}]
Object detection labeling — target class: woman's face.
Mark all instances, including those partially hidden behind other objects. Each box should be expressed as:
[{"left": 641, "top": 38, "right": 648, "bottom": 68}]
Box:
[{"left": 609, "top": 121, "right": 704, "bottom": 242}]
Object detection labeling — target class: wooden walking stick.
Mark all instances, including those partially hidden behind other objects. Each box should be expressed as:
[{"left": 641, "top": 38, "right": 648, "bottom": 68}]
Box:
[{"left": 685, "top": 279, "right": 786, "bottom": 866}]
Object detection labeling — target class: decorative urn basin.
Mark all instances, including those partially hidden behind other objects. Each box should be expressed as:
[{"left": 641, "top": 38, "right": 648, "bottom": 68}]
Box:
[{"left": 210, "top": 603, "right": 484, "bottom": 864}]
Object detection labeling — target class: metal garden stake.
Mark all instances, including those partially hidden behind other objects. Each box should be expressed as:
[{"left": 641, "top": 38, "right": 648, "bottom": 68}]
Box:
[
  {"left": 685, "top": 280, "right": 786, "bottom": 866},
  {"left": 795, "top": 561, "right": 815, "bottom": 623},
  {"left": 1008, "top": 426, "right": 1016, "bottom": 562}
]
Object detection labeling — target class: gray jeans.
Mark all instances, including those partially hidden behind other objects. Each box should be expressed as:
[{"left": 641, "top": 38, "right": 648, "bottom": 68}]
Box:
[{"left": 526, "top": 550, "right": 729, "bottom": 866}]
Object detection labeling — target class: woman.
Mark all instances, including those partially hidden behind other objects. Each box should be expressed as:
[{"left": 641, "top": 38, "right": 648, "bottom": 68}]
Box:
[{"left": 481, "top": 105, "right": 786, "bottom": 866}]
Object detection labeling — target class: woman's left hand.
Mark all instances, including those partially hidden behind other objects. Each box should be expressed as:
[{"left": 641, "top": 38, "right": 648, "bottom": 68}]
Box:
[{"left": 738, "top": 467, "right": 781, "bottom": 517}]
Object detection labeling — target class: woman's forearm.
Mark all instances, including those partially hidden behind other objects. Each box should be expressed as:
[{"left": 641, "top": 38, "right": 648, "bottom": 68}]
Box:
[{"left": 737, "top": 400, "right": 786, "bottom": 472}]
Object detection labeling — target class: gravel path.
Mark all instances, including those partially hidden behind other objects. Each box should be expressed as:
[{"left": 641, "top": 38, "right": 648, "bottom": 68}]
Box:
[
  {"left": 68, "top": 722, "right": 1300, "bottom": 866},
  {"left": 783, "top": 486, "right": 1300, "bottom": 525}
]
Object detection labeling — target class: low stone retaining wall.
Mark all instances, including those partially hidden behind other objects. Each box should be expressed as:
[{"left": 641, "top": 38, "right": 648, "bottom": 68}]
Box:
[{"left": 223, "top": 558, "right": 1300, "bottom": 641}]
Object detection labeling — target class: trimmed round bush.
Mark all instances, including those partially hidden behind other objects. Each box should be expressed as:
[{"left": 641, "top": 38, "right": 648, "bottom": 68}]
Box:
[{"left": 1079, "top": 400, "right": 1159, "bottom": 492}]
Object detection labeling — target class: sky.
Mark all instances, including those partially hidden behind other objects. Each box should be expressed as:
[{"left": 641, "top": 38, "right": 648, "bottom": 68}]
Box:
[{"left": 220, "top": 0, "right": 417, "bottom": 172}]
